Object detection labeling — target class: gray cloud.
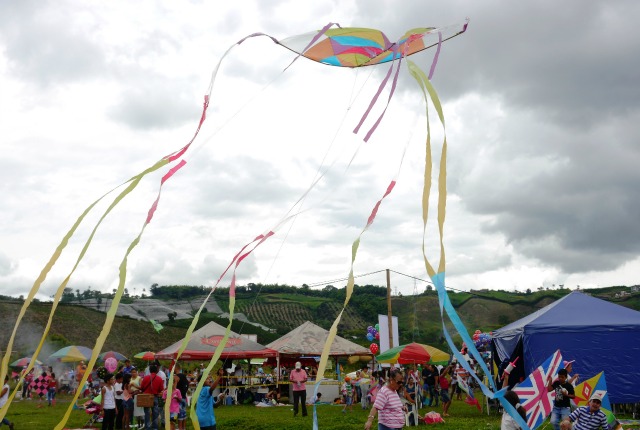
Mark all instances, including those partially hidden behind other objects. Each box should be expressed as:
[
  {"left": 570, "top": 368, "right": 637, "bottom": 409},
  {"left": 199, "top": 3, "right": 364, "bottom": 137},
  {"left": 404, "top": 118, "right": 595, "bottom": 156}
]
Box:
[
  {"left": 0, "top": 252, "right": 14, "bottom": 276},
  {"left": 107, "top": 74, "right": 201, "bottom": 130},
  {"left": 0, "top": 1, "right": 106, "bottom": 87},
  {"left": 346, "top": 0, "right": 640, "bottom": 275}
]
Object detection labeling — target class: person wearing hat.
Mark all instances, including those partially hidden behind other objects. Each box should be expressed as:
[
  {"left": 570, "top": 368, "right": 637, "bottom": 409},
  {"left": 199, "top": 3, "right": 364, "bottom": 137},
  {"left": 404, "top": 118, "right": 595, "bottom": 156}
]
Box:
[
  {"left": 561, "top": 392, "right": 608, "bottom": 430},
  {"left": 289, "top": 362, "right": 308, "bottom": 417},
  {"left": 563, "top": 360, "right": 580, "bottom": 386}
]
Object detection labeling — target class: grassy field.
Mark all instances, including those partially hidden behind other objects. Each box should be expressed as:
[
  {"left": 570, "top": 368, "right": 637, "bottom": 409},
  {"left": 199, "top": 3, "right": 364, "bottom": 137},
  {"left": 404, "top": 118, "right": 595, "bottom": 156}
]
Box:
[
  {"left": 7, "top": 392, "right": 639, "bottom": 429},
  {"left": 5, "top": 392, "right": 505, "bottom": 429}
]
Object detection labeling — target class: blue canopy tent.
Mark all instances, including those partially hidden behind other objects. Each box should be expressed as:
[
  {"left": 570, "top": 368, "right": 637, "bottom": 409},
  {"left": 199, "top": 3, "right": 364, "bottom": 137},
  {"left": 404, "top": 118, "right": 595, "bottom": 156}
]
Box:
[{"left": 492, "top": 291, "right": 640, "bottom": 403}]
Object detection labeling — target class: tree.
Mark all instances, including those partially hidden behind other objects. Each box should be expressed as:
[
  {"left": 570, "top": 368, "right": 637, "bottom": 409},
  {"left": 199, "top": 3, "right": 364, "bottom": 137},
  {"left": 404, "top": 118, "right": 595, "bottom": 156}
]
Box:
[
  {"left": 62, "top": 288, "right": 75, "bottom": 303},
  {"left": 526, "top": 288, "right": 532, "bottom": 295}
]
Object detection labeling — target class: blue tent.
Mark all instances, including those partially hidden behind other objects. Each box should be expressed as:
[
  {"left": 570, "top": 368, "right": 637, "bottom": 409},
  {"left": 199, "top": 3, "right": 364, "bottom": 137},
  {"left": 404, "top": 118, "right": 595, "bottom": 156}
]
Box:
[{"left": 492, "top": 291, "right": 640, "bottom": 403}]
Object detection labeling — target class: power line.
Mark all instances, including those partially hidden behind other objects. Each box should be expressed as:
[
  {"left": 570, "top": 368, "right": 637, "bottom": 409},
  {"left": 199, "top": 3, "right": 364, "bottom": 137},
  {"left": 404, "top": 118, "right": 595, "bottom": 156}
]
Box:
[{"left": 305, "top": 269, "right": 387, "bottom": 288}]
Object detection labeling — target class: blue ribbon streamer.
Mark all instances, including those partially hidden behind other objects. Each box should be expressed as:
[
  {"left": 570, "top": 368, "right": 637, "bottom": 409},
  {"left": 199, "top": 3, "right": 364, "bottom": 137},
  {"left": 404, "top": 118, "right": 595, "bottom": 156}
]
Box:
[{"left": 432, "top": 272, "right": 531, "bottom": 430}]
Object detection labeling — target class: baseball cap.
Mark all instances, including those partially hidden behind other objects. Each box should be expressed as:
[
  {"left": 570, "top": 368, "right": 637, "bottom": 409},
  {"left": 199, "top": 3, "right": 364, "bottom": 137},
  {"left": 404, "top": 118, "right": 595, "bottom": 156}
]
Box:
[
  {"left": 563, "top": 360, "right": 575, "bottom": 368},
  {"left": 589, "top": 392, "right": 604, "bottom": 402},
  {"left": 295, "top": 361, "right": 302, "bottom": 369}
]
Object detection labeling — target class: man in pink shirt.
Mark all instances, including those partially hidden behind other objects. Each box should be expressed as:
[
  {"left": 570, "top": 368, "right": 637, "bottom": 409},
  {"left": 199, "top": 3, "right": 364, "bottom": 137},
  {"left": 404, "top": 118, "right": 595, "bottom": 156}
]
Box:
[{"left": 289, "top": 361, "right": 308, "bottom": 417}]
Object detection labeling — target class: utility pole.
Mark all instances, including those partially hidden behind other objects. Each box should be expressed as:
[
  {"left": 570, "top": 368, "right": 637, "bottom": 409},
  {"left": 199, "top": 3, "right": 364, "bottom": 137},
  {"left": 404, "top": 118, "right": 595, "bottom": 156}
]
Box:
[
  {"left": 386, "top": 269, "right": 393, "bottom": 349},
  {"left": 412, "top": 279, "right": 420, "bottom": 341}
]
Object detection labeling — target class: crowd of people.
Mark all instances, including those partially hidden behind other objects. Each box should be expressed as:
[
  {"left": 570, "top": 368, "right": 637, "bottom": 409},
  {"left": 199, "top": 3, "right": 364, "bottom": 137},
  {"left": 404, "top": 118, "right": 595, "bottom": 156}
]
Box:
[{"left": 4, "top": 354, "right": 613, "bottom": 430}]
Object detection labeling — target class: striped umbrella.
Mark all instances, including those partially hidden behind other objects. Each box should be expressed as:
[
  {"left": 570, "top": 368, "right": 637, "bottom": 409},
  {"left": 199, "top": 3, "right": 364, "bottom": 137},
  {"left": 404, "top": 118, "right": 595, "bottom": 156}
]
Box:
[
  {"left": 99, "top": 351, "right": 128, "bottom": 361},
  {"left": 134, "top": 351, "right": 156, "bottom": 361},
  {"left": 10, "top": 357, "right": 42, "bottom": 368},
  {"left": 49, "top": 345, "right": 92, "bottom": 362},
  {"left": 376, "top": 342, "right": 450, "bottom": 365}
]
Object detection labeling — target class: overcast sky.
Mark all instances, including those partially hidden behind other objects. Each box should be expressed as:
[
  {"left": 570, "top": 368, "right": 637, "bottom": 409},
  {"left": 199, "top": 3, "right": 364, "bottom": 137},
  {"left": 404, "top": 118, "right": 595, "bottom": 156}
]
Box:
[{"left": 1, "top": 0, "right": 639, "bottom": 300}]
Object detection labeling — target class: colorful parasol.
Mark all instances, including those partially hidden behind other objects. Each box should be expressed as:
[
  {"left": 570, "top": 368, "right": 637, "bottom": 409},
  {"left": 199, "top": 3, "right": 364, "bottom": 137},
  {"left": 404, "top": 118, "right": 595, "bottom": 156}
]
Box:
[
  {"left": 99, "top": 351, "right": 128, "bottom": 361},
  {"left": 10, "top": 357, "right": 42, "bottom": 368},
  {"left": 134, "top": 351, "right": 156, "bottom": 361},
  {"left": 48, "top": 345, "right": 92, "bottom": 363},
  {"left": 376, "top": 342, "right": 450, "bottom": 365}
]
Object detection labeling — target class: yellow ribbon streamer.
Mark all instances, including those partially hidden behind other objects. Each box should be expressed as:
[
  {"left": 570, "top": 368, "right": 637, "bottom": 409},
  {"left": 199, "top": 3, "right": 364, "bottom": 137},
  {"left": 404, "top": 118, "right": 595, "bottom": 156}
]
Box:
[
  {"left": 0, "top": 158, "right": 171, "bottom": 423},
  {"left": 315, "top": 179, "right": 396, "bottom": 388},
  {"left": 407, "top": 60, "right": 447, "bottom": 278}
]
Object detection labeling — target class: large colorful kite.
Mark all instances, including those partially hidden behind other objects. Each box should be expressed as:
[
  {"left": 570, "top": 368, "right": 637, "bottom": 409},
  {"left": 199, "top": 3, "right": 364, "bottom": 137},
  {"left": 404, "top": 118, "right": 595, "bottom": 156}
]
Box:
[{"left": 0, "top": 20, "right": 526, "bottom": 430}]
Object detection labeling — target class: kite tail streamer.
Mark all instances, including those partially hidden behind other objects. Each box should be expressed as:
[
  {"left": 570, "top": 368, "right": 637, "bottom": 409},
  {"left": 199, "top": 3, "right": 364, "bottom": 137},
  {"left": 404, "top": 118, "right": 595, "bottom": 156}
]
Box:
[
  {"left": 1, "top": 59, "right": 212, "bottom": 422},
  {"left": 353, "top": 55, "right": 395, "bottom": 134},
  {"left": 362, "top": 53, "right": 403, "bottom": 142},
  {"left": 408, "top": 59, "right": 530, "bottom": 430},
  {"left": 54, "top": 160, "right": 187, "bottom": 430},
  {"left": 0, "top": 157, "right": 173, "bottom": 422},
  {"left": 182, "top": 232, "right": 273, "bottom": 430},
  {"left": 428, "top": 32, "right": 443, "bottom": 80},
  {"left": 313, "top": 179, "right": 397, "bottom": 429}
]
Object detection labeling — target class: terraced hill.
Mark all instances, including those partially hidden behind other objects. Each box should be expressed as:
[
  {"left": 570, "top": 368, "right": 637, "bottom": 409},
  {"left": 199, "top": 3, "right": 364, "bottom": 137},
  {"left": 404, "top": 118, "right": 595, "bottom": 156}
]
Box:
[{"left": 2, "top": 285, "right": 638, "bottom": 359}]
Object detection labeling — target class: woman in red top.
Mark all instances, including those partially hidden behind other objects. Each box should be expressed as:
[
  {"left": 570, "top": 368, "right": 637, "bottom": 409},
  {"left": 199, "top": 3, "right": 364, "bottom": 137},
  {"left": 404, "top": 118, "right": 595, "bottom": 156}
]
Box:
[
  {"left": 47, "top": 372, "right": 58, "bottom": 406},
  {"left": 438, "top": 366, "right": 452, "bottom": 417}
]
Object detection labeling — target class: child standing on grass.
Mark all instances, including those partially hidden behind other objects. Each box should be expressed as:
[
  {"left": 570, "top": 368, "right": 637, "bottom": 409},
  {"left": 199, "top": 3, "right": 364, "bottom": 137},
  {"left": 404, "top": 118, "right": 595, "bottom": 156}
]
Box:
[
  {"left": 122, "top": 374, "right": 133, "bottom": 430},
  {"left": 101, "top": 373, "right": 117, "bottom": 430},
  {"left": 162, "top": 378, "right": 183, "bottom": 430},
  {"left": 342, "top": 376, "right": 353, "bottom": 413},
  {"left": 47, "top": 372, "right": 58, "bottom": 406}
]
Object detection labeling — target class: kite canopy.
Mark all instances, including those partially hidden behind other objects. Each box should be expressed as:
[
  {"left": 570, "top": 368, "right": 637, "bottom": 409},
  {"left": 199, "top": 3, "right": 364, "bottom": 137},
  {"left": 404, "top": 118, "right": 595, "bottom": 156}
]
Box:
[
  {"left": 278, "top": 20, "right": 468, "bottom": 68},
  {"left": 376, "top": 342, "right": 450, "bottom": 365}
]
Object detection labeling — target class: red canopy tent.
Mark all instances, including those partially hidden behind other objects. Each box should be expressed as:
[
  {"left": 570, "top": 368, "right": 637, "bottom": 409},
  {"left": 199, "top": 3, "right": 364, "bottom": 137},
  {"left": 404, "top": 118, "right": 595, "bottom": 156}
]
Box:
[{"left": 154, "top": 321, "right": 276, "bottom": 361}]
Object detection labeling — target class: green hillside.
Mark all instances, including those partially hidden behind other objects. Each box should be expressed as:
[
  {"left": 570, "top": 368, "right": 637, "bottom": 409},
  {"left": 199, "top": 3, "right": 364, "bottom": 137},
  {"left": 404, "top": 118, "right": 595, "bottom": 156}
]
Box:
[{"left": 1, "top": 284, "right": 639, "bottom": 360}]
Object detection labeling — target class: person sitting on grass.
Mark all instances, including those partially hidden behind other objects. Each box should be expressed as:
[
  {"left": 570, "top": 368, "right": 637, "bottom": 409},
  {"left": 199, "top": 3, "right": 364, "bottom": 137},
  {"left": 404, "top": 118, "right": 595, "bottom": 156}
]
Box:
[
  {"left": 307, "top": 392, "right": 322, "bottom": 405},
  {"left": 265, "top": 386, "right": 280, "bottom": 405}
]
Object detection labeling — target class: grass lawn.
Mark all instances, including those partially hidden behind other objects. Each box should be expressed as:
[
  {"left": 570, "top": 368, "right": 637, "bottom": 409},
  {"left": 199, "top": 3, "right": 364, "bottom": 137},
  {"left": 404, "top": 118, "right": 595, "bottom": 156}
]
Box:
[{"left": 5, "top": 393, "right": 505, "bottom": 429}]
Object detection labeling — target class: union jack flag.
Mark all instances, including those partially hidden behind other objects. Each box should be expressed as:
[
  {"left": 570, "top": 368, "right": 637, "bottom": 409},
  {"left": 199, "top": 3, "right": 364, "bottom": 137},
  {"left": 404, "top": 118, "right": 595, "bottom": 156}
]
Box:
[{"left": 512, "top": 350, "right": 563, "bottom": 430}]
